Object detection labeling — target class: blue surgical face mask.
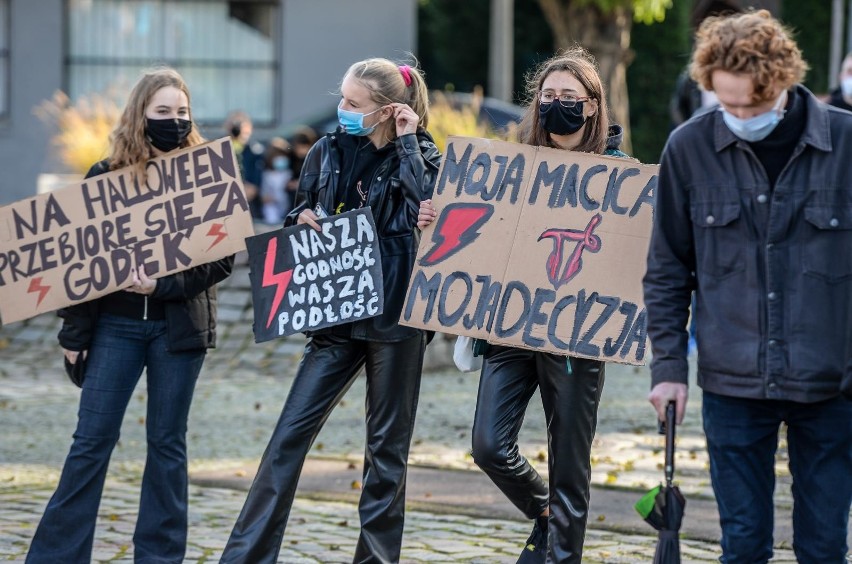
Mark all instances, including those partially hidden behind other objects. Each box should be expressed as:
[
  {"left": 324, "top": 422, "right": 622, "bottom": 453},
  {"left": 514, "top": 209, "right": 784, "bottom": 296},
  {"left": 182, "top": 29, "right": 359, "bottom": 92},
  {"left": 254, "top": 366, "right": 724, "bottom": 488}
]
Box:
[
  {"left": 273, "top": 156, "right": 289, "bottom": 170},
  {"left": 841, "top": 77, "right": 852, "bottom": 98},
  {"left": 720, "top": 91, "right": 787, "bottom": 142},
  {"left": 337, "top": 104, "right": 382, "bottom": 136}
]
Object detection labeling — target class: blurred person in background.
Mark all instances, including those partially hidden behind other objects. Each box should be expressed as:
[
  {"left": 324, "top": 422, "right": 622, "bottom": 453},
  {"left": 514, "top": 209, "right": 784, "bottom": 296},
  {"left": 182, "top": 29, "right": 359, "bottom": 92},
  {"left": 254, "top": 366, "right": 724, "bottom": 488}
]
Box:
[
  {"left": 669, "top": 0, "right": 742, "bottom": 128},
  {"left": 260, "top": 136, "right": 292, "bottom": 224},
  {"left": 286, "top": 125, "right": 319, "bottom": 194},
  {"left": 224, "top": 110, "right": 265, "bottom": 219},
  {"left": 827, "top": 51, "right": 852, "bottom": 112}
]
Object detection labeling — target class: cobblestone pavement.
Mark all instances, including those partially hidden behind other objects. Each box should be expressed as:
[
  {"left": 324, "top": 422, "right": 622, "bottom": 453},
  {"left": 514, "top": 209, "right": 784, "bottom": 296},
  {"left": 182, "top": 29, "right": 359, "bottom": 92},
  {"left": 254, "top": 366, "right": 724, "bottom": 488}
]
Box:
[
  {"left": 0, "top": 260, "right": 838, "bottom": 562},
  {"left": 0, "top": 479, "right": 756, "bottom": 564}
]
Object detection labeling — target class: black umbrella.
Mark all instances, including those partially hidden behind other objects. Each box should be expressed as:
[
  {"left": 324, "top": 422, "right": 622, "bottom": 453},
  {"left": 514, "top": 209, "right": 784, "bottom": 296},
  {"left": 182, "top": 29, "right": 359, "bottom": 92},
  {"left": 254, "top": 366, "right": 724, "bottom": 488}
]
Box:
[{"left": 635, "top": 401, "right": 686, "bottom": 564}]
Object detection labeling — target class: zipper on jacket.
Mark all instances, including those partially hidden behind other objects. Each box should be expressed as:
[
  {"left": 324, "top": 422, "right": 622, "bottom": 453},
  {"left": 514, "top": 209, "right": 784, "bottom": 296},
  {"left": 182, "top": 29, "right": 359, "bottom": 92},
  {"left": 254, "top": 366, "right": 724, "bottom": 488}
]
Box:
[{"left": 143, "top": 296, "right": 148, "bottom": 321}]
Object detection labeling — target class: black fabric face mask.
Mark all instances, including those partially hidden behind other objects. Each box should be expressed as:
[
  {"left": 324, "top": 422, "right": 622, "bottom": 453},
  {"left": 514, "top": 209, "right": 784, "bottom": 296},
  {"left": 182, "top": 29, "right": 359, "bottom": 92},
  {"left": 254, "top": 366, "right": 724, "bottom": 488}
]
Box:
[
  {"left": 145, "top": 117, "right": 192, "bottom": 152},
  {"left": 539, "top": 101, "right": 587, "bottom": 136}
]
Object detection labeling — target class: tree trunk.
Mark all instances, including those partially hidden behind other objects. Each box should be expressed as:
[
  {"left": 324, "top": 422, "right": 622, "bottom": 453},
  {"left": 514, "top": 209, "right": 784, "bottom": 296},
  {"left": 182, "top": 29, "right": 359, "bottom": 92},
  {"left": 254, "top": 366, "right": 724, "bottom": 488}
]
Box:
[{"left": 537, "top": 0, "right": 634, "bottom": 154}]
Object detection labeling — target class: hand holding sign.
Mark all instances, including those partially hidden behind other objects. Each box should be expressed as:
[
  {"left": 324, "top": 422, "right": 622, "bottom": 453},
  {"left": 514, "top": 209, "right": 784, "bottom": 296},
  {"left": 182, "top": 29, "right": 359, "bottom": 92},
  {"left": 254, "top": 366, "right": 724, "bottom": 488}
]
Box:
[
  {"left": 417, "top": 199, "right": 437, "bottom": 230},
  {"left": 297, "top": 207, "right": 323, "bottom": 232},
  {"left": 247, "top": 208, "right": 385, "bottom": 342},
  {"left": 402, "top": 136, "right": 658, "bottom": 365},
  {"left": 0, "top": 137, "right": 254, "bottom": 325},
  {"left": 126, "top": 265, "right": 157, "bottom": 295}
]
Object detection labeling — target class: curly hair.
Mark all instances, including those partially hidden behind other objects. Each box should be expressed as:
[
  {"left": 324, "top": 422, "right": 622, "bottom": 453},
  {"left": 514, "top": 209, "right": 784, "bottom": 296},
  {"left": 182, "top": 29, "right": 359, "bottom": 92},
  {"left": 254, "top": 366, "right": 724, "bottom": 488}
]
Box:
[
  {"left": 517, "top": 47, "right": 609, "bottom": 155},
  {"left": 690, "top": 10, "right": 807, "bottom": 103},
  {"left": 109, "top": 67, "right": 204, "bottom": 176}
]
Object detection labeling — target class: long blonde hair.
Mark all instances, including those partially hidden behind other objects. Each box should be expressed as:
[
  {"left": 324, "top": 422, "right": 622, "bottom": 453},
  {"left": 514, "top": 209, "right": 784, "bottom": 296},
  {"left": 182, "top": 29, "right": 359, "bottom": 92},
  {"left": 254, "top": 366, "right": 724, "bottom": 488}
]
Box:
[
  {"left": 342, "top": 57, "right": 430, "bottom": 141},
  {"left": 109, "top": 67, "right": 204, "bottom": 173},
  {"left": 517, "top": 48, "right": 609, "bottom": 154}
]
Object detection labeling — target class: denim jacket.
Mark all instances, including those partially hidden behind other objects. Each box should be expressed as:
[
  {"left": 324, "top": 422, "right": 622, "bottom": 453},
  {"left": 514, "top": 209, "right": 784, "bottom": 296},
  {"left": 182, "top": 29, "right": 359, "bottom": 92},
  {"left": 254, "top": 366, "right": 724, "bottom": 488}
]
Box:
[{"left": 644, "top": 85, "right": 852, "bottom": 402}]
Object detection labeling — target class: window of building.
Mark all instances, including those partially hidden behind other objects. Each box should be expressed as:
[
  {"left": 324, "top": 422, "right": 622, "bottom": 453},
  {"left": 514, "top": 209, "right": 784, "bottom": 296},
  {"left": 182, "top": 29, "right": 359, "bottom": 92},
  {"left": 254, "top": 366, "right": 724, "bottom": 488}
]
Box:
[
  {"left": 0, "top": 0, "right": 9, "bottom": 120},
  {"left": 67, "top": 0, "right": 279, "bottom": 125}
]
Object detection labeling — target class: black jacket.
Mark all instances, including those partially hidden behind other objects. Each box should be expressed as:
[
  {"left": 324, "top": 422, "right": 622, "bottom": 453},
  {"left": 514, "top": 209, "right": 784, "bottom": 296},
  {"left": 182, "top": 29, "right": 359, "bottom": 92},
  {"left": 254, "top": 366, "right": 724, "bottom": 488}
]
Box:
[
  {"left": 827, "top": 87, "right": 852, "bottom": 113},
  {"left": 58, "top": 160, "right": 234, "bottom": 353},
  {"left": 286, "top": 130, "right": 441, "bottom": 342},
  {"left": 644, "top": 85, "right": 852, "bottom": 402}
]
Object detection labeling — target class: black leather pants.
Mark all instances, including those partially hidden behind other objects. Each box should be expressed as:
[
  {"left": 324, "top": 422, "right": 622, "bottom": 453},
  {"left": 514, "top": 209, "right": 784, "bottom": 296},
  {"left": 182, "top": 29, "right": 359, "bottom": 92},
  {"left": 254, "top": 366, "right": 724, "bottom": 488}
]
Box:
[
  {"left": 471, "top": 345, "right": 605, "bottom": 564},
  {"left": 220, "top": 332, "right": 426, "bottom": 564}
]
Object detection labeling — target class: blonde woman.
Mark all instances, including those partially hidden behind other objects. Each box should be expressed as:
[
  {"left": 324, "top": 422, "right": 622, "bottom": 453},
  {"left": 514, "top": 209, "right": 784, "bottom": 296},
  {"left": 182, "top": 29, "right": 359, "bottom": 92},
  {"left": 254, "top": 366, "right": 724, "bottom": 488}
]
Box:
[{"left": 220, "top": 58, "right": 441, "bottom": 563}]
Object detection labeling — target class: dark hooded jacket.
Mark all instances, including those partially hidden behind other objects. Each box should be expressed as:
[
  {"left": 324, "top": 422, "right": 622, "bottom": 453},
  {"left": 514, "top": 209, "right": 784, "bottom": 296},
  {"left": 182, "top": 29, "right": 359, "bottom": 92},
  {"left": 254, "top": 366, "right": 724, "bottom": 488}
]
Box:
[
  {"left": 604, "top": 124, "right": 628, "bottom": 158},
  {"left": 827, "top": 87, "right": 852, "bottom": 113}
]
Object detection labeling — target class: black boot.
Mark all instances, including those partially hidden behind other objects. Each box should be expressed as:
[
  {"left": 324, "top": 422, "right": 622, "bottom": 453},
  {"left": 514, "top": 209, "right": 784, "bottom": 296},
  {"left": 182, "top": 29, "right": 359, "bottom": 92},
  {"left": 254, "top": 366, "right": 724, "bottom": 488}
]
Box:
[{"left": 517, "top": 515, "right": 548, "bottom": 563}]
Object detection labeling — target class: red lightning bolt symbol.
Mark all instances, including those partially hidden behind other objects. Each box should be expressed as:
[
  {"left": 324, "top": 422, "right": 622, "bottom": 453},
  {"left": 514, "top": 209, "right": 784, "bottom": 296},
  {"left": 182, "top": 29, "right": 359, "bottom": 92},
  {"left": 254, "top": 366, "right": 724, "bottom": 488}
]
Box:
[
  {"left": 206, "top": 223, "right": 228, "bottom": 251},
  {"left": 27, "top": 277, "right": 51, "bottom": 306},
  {"left": 420, "top": 203, "right": 494, "bottom": 266},
  {"left": 262, "top": 237, "right": 293, "bottom": 329}
]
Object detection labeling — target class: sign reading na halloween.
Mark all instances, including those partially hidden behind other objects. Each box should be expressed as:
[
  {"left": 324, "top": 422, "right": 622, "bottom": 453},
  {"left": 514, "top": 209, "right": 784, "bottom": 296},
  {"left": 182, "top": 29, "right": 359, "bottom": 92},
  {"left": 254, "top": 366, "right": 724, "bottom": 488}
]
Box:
[
  {"left": 400, "top": 136, "right": 658, "bottom": 365},
  {"left": 0, "top": 137, "right": 254, "bottom": 325},
  {"left": 246, "top": 208, "right": 384, "bottom": 343}
]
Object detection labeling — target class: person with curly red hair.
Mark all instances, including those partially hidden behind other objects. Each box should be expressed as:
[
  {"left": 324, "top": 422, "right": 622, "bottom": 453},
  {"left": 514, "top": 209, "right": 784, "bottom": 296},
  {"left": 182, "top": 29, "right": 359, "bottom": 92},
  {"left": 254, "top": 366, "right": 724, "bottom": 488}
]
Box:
[{"left": 645, "top": 10, "right": 852, "bottom": 563}]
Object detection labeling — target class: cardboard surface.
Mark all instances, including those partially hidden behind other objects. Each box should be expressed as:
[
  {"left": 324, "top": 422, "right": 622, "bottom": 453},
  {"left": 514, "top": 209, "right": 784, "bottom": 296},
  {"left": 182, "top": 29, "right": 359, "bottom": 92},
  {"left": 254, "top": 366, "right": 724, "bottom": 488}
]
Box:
[
  {"left": 247, "top": 209, "right": 384, "bottom": 343},
  {"left": 0, "top": 137, "right": 254, "bottom": 325},
  {"left": 401, "top": 136, "right": 658, "bottom": 365}
]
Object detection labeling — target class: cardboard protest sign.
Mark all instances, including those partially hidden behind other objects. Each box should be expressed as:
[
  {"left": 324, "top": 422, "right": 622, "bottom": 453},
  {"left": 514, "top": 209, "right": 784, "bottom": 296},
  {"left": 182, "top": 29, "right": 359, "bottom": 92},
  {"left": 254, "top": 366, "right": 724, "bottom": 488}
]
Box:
[
  {"left": 0, "top": 137, "right": 254, "bottom": 325},
  {"left": 401, "top": 136, "right": 658, "bottom": 365},
  {"left": 246, "top": 208, "right": 384, "bottom": 343}
]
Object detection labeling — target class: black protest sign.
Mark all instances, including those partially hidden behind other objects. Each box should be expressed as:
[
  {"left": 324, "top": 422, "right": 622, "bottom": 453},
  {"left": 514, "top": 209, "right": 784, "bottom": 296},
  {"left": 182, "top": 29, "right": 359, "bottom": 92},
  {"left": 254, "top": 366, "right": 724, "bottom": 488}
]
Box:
[
  {"left": 247, "top": 208, "right": 384, "bottom": 342},
  {"left": 0, "top": 137, "right": 254, "bottom": 325},
  {"left": 401, "top": 136, "right": 658, "bottom": 366}
]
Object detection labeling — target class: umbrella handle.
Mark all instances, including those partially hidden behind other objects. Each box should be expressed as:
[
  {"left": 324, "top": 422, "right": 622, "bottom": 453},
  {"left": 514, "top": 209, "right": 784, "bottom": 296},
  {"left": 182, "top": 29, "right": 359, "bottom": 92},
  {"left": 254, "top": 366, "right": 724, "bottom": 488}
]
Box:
[{"left": 665, "top": 400, "right": 676, "bottom": 487}]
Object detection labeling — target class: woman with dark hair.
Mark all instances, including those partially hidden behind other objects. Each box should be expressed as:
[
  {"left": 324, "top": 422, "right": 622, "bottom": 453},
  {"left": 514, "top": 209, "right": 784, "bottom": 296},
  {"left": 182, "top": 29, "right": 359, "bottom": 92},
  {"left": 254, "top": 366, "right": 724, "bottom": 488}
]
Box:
[
  {"left": 220, "top": 57, "right": 441, "bottom": 564},
  {"left": 26, "top": 67, "right": 233, "bottom": 564},
  {"left": 419, "top": 48, "right": 628, "bottom": 563}
]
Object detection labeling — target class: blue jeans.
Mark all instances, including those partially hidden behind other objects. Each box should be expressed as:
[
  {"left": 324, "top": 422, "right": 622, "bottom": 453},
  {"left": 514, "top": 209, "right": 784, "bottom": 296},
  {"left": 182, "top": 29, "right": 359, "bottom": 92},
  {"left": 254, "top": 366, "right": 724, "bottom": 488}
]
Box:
[
  {"left": 702, "top": 391, "right": 852, "bottom": 564},
  {"left": 27, "top": 314, "right": 205, "bottom": 564}
]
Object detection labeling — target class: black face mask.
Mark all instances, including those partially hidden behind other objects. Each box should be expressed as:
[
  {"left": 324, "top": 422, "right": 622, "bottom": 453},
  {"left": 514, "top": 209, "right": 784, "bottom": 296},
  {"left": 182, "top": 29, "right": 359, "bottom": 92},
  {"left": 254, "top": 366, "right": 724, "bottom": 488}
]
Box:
[
  {"left": 146, "top": 118, "right": 192, "bottom": 152},
  {"left": 539, "top": 101, "right": 587, "bottom": 136}
]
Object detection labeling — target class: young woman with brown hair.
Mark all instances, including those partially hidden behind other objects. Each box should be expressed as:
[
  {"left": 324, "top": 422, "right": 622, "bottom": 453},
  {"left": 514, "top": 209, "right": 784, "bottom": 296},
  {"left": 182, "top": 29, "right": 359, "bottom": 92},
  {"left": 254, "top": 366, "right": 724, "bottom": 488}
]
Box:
[{"left": 26, "top": 67, "right": 233, "bottom": 564}]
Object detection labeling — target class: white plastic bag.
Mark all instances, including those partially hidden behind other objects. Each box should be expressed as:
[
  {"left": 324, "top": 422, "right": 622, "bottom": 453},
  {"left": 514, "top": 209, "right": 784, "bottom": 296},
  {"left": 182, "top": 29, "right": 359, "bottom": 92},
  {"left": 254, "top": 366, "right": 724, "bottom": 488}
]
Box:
[{"left": 453, "top": 335, "right": 482, "bottom": 373}]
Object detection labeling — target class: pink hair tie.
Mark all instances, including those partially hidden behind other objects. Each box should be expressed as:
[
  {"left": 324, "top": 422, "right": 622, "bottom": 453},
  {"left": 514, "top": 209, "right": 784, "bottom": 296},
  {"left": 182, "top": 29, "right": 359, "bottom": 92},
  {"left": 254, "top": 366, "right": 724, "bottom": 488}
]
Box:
[{"left": 399, "top": 65, "right": 413, "bottom": 87}]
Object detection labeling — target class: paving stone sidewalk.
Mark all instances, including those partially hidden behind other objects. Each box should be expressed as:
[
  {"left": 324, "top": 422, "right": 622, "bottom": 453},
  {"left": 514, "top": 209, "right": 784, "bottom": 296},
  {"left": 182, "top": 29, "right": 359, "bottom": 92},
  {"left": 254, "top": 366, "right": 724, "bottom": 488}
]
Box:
[
  {"left": 0, "top": 479, "right": 792, "bottom": 563},
  {"left": 0, "top": 259, "right": 841, "bottom": 562}
]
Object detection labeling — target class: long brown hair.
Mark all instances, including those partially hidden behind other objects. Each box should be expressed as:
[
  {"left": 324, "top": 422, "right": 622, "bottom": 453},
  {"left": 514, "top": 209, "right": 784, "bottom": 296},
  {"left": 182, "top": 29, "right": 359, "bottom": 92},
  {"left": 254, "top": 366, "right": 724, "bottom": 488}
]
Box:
[
  {"left": 109, "top": 67, "right": 204, "bottom": 173},
  {"left": 517, "top": 48, "right": 609, "bottom": 154},
  {"left": 343, "top": 57, "right": 430, "bottom": 141}
]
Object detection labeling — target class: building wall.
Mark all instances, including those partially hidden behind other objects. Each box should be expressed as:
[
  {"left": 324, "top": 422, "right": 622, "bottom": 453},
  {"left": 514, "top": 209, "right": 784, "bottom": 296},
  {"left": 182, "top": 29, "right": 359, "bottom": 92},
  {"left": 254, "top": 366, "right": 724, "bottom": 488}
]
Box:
[
  {"left": 277, "top": 0, "right": 417, "bottom": 128},
  {"left": 0, "top": 0, "right": 417, "bottom": 206},
  {"left": 0, "top": 0, "right": 65, "bottom": 205}
]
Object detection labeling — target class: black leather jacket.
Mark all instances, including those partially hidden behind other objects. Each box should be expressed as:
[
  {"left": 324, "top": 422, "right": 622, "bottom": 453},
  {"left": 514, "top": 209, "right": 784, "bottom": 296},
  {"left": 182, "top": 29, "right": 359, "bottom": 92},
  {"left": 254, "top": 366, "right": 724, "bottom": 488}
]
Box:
[
  {"left": 57, "top": 161, "right": 234, "bottom": 353},
  {"left": 286, "top": 129, "right": 441, "bottom": 342}
]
